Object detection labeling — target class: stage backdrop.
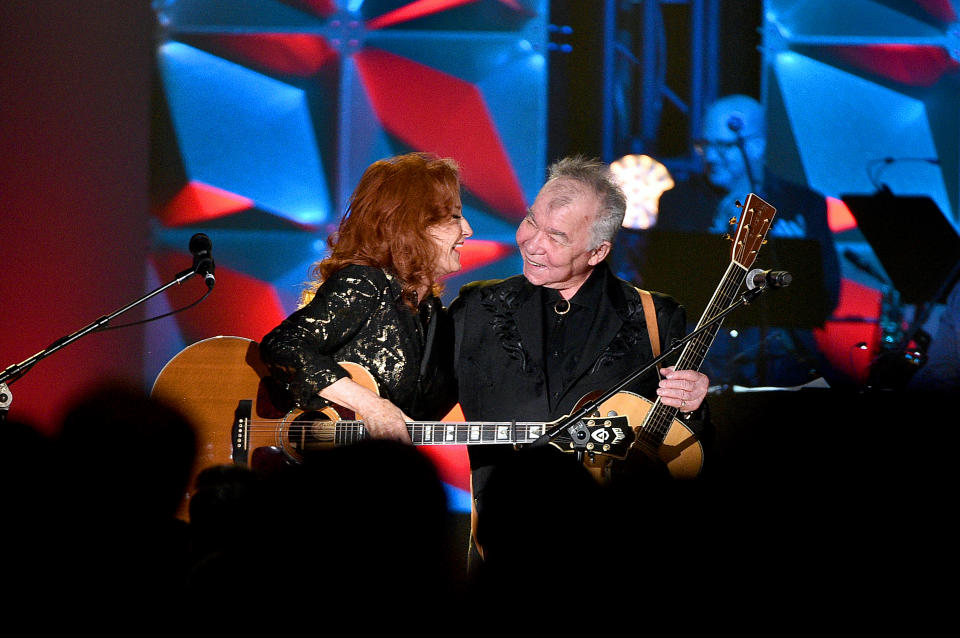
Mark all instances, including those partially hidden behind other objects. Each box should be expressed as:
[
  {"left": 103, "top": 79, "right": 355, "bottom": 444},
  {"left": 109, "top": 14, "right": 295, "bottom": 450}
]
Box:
[
  {"left": 761, "top": 0, "right": 960, "bottom": 381},
  {"left": 148, "top": 0, "right": 549, "bottom": 510},
  {"left": 0, "top": 2, "right": 154, "bottom": 433}
]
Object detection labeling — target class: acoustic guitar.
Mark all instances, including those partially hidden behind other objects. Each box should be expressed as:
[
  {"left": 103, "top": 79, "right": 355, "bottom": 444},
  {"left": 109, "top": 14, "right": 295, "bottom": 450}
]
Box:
[{"left": 582, "top": 192, "right": 778, "bottom": 479}]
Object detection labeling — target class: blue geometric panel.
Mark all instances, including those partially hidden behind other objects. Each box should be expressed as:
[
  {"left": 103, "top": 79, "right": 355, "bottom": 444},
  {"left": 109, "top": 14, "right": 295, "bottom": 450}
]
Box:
[
  {"left": 153, "top": 0, "right": 326, "bottom": 29},
  {"left": 765, "top": 0, "right": 952, "bottom": 39},
  {"left": 763, "top": 0, "right": 960, "bottom": 224},
  {"left": 159, "top": 42, "right": 331, "bottom": 226},
  {"left": 770, "top": 51, "right": 950, "bottom": 216}
]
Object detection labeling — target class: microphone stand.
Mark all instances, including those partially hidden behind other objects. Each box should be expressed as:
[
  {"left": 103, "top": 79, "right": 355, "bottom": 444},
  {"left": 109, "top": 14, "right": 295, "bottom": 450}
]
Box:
[
  {"left": 0, "top": 265, "right": 206, "bottom": 423},
  {"left": 530, "top": 283, "right": 776, "bottom": 458},
  {"left": 734, "top": 134, "right": 759, "bottom": 195}
]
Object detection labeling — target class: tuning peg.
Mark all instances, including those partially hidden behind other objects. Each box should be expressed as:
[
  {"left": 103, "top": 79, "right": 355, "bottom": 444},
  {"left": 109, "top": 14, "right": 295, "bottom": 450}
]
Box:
[
  {"left": 723, "top": 233, "right": 733, "bottom": 241},
  {"left": 728, "top": 217, "right": 737, "bottom": 225},
  {"left": 735, "top": 200, "right": 743, "bottom": 208}
]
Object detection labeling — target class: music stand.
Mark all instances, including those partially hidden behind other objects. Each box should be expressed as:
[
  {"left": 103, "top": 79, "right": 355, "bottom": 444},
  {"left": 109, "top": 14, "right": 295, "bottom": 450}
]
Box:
[
  {"left": 841, "top": 191, "right": 960, "bottom": 305},
  {"left": 618, "top": 229, "right": 831, "bottom": 328}
]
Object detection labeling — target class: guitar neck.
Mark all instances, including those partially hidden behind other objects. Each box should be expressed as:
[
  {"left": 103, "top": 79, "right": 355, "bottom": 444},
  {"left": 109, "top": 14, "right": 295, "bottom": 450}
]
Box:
[
  {"left": 333, "top": 421, "right": 550, "bottom": 446},
  {"left": 677, "top": 260, "right": 748, "bottom": 372},
  {"left": 639, "top": 260, "right": 747, "bottom": 447}
]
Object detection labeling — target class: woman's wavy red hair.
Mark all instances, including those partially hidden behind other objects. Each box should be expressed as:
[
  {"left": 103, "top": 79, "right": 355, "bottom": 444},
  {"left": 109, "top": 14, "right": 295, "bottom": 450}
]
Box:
[{"left": 307, "top": 152, "right": 461, "bottom": 310}]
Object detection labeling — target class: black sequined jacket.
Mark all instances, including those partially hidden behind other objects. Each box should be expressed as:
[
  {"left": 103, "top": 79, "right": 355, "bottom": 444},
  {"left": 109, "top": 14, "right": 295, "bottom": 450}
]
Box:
[{"left": 259, "top": 264, "right": 457, "bottom": 421}]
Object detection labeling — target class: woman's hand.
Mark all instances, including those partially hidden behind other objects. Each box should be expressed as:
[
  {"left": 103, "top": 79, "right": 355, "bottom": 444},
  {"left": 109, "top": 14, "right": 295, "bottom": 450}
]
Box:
[
  {"left": 354, "top": 396, "right": 413, "bottom": 443},
  {"left": 656, "top": 366, "right": 709, "bottom": 413},
  {"left": 320, "top": 377, "right": 412, "bottom": 444}
]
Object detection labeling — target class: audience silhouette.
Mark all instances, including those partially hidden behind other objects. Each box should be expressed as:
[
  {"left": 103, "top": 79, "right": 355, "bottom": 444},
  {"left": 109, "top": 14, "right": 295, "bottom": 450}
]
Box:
[{"left": 5, "top": 382, "right": 951, "bottom": 630}]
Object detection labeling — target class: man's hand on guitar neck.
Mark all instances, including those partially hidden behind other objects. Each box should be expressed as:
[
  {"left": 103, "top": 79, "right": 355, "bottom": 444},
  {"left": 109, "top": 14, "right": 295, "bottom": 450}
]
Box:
[
  {"left": 320, "top": 377, "right": 413, "bottom": 444},
  {"left": 656, "top": 367, "right": 709, "bottom": 414}
]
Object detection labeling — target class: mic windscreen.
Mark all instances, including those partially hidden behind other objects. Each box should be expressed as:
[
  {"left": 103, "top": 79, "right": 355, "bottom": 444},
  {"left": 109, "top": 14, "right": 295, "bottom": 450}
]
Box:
[{"left": 189, "top": 233, "right": 212, "bottom": 257}]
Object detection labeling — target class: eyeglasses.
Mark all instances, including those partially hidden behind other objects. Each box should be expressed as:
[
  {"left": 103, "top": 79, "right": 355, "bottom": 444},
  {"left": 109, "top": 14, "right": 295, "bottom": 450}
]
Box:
[{"left": 693, "top": 136, "right": 758, "bottom": 155}]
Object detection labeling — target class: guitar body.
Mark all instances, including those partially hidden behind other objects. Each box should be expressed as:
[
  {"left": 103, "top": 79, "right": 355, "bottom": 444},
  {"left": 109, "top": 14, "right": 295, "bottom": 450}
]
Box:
[
  {"left": 151, "top": 336, "right": 262, "bottom": 467},
  {"left": 150, "top": 336, "right": 265, "bottom": 520},
  {"left": 578, "top": 391, "right": 703, "bottom": 482},
  {"left": 150, "top": 336, "right": 382, "bottom": 520}
]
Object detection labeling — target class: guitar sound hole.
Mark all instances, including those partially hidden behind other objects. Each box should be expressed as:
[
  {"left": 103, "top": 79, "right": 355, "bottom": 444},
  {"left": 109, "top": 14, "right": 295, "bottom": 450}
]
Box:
[{"left": 288, "top": 411, "right": 335, "bottom": 457}]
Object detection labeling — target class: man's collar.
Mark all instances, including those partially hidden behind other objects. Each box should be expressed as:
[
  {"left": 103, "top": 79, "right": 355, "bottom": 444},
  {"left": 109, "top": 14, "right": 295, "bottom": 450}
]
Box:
[{"left": 539, "top": 262, "right": 608, "bottom": 310}]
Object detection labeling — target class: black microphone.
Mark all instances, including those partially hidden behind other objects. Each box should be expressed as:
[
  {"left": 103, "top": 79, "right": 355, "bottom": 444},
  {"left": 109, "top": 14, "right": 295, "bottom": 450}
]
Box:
[
  {"left": 726, "top": 114, "right": 744, "bottom": 134},
  {"left": 746, "top": 268, "right": 792, "bottom": 290},
  {"left": 189, "top": 233, "right": 216, "bottom": 288}
]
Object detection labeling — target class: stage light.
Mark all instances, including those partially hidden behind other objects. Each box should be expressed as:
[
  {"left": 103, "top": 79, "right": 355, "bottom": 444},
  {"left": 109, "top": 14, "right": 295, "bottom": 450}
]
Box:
[{"left": 609, "top": 153, "right": 674, "bottom": 230}]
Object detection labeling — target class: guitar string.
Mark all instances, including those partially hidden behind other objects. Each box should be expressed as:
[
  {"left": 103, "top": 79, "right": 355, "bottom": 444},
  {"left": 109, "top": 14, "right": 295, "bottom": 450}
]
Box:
[
  {"left": 230, "top": 212, "right": 767, "bottom": 454},
  {"left": 243, "top": 419, "right": 564, "bottom": 442},
  {"left": 642, "top": 201, "right": 772, "bottom": 442},
  {"left": 242, "top": 261, "right": 744, "bottom": 453},
  {"left": 236, "top": 263, "right": 747, "bottom": 453},
  {"left": 234, "top": 419, "right": 632, "bottom": 450},
  {"left": 641, "top": 261, "right": 748, "bottom": 444}
]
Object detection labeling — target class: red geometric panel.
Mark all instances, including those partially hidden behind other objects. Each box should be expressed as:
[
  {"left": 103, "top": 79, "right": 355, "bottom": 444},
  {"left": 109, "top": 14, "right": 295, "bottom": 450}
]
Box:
[
  {"left": 283, "top": 0, "right": 337, "bottom": 18},
  {"left": 419, "top": 402, "right": 471, "bottom": 492},
  {"left": 915, "top": 0, "right": 958, "bottom": 22},
  {"left": 826, "top": 196, "right": 857, "bottom": 233},
  {"left": 354, "top": 47, "right": 528, "bottom": 218},
  {"left": 366, "top": 0, "right": 529, "bottom": 30},
  {"left": 455, "top": 239, "right": 515, "bottom": 275},
  {"left": 813, "top": 278, "right": 883, "bottom": 385},
  {"left": 829, "top": 44, "right": 960, "bottom": 87},
  {"left": 151, "top": 251, "right": 287, "bottom": 344},
  {"left": 213, "top": 33, "right": 338, "bottom": 77},
  {"left": 157, "top": 180, "right": 254, "bottom": 226},
  {"left": 367, "top": 0, "right": 478, "bottom": 29},
  {"left": 211, "top": 34, "right": 339, "bottom": 76}
]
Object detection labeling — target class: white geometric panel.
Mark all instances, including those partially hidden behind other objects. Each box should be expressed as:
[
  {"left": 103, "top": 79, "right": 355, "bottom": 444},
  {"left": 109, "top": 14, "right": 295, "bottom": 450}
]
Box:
[{"left": 773, "top": 51, "right": 951, "bottom": 218}]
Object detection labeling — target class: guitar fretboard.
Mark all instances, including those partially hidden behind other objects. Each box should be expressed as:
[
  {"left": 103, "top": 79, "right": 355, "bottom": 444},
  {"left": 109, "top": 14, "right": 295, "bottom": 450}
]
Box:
[
  {"left": 637, "top": 194, "right": 774, "bottom": 449},
  {"left": 330, "top": 421, "right": 549, "bottom": 446},
  {"left": 638, "top": 261, "right": 747, "bottom": 447}
]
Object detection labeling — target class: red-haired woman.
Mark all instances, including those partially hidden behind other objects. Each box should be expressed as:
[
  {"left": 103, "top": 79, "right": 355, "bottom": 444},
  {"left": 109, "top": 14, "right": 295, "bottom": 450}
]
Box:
[{"left": 259, "top": 153, "right": 472, "bottom": 442}]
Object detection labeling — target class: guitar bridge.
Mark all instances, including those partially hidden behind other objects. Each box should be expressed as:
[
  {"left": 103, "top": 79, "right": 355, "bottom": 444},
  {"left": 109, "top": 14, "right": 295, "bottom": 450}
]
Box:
[{"left": 232, "top": 399, "right": 252, "bottom": 465}]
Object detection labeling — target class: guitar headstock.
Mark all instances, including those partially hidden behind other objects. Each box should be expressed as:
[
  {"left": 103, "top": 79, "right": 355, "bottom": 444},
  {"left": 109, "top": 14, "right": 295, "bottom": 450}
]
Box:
[
  {"left": 731, "top": 193, "right": 777, "bottom": 270},
  {"left": 551, "top": 415, "right": 636, "bottom": 460}
]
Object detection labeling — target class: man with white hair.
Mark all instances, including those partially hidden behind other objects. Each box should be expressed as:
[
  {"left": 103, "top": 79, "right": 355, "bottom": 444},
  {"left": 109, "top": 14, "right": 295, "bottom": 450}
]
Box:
[{"left": 450, "top": 156, "right": 713, "bottom": 562}]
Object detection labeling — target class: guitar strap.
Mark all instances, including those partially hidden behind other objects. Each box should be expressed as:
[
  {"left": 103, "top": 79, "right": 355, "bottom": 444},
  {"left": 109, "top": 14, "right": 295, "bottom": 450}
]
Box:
[{"left": 636, "top": 288, "right": 661, "bottom": 365}]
